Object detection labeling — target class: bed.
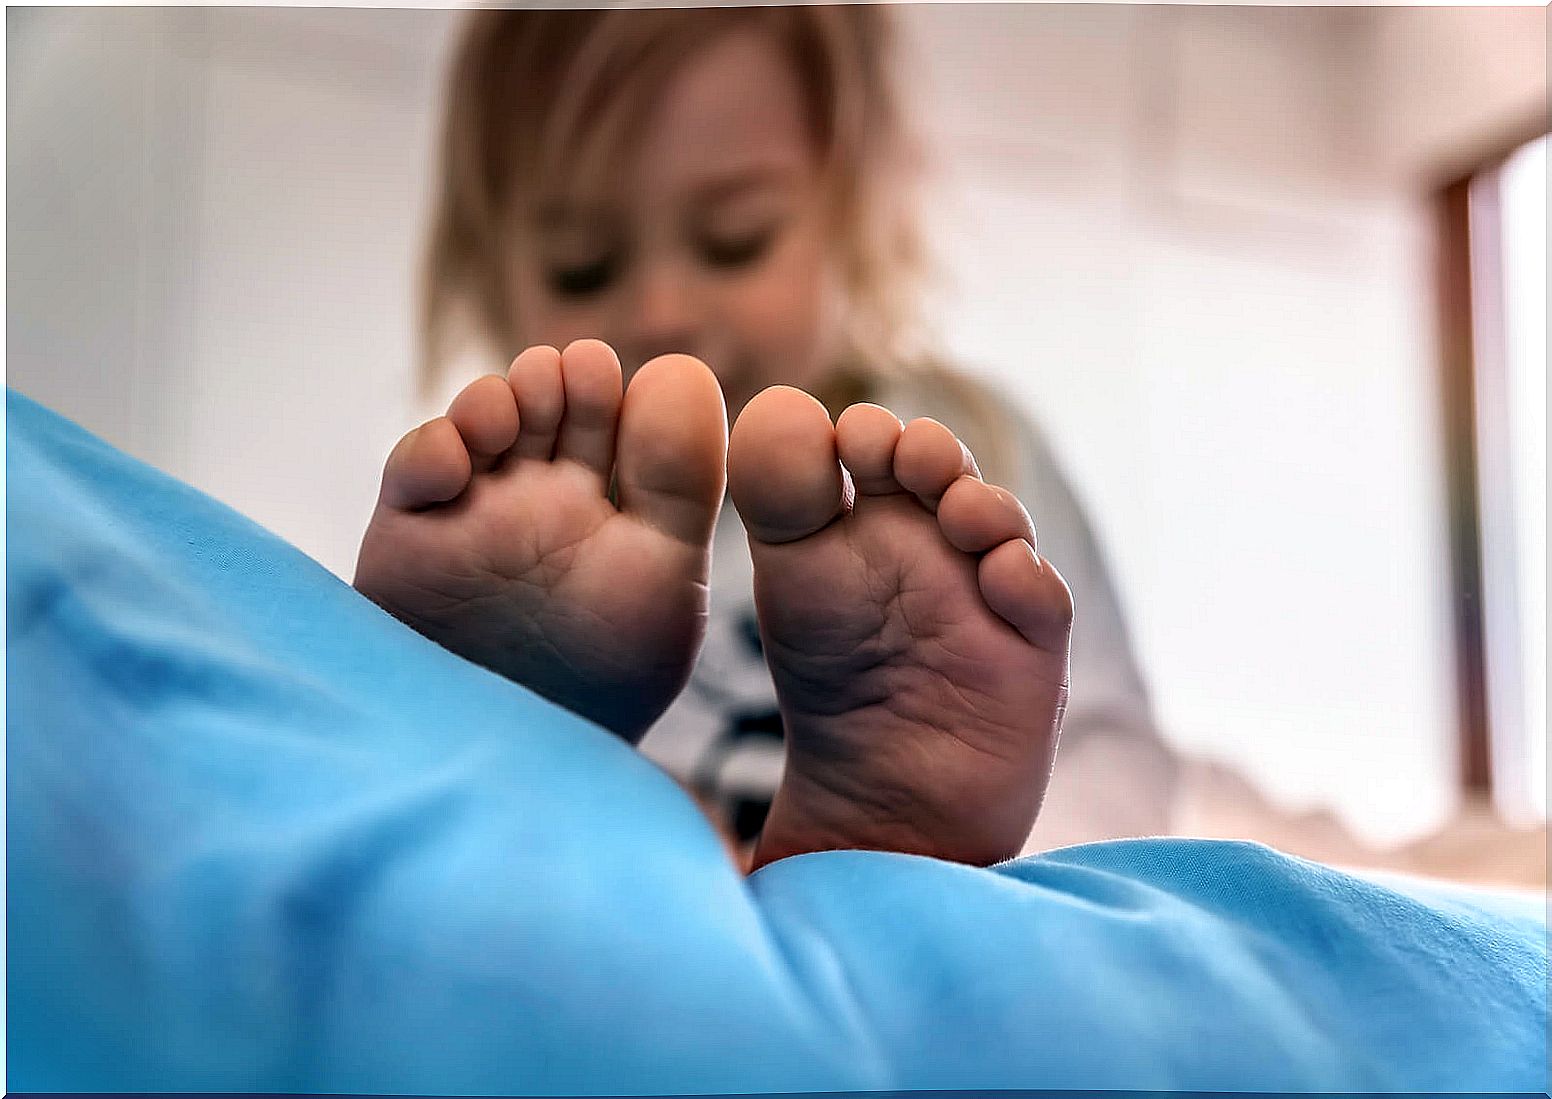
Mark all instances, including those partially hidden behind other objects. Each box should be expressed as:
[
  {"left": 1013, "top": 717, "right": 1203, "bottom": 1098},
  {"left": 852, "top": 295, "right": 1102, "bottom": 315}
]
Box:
[{"left": 8, "top": 388, "right": 1546, "bottom": 1093}]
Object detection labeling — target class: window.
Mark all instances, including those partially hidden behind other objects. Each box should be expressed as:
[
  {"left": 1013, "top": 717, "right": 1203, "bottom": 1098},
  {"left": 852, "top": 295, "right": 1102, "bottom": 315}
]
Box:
[{"left": 1442, "top": 131, "right": 1547, "bottom": 824}]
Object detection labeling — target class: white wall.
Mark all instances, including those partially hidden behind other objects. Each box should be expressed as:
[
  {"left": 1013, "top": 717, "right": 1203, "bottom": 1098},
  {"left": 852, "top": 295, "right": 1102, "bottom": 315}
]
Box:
[
  {"left": 8, "top": 7, "right": 454, "bottom": 578},
  {"left": 1370, "top": 5, "right": 1547, "bottom": 182},
  {"left": 7, "top": 5, "right": 1544, "bottom": 843},
  {"left": 8, "top": 9, "right": 208, "bottom": 475},
  {"left": 181, "top": 10, "right": 452, "bottom": 577},
  {"left": 900, "top": 4, "right": 1544, "bottom": 842}
]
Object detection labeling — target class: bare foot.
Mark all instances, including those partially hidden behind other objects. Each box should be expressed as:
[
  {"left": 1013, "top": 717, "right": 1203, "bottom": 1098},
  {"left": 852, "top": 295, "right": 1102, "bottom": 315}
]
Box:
[
  {"left": 728, "top": 387, "right": 1074, "bottom": 869},
  {"left": 355, "top": 341, "right": 726, "bottom": 743}
]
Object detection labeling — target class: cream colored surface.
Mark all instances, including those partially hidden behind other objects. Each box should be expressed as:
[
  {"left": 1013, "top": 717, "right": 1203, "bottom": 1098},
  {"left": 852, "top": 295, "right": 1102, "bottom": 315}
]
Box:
[{"left": 1173, "top": 758, "right": 1548, "bottom": 890}]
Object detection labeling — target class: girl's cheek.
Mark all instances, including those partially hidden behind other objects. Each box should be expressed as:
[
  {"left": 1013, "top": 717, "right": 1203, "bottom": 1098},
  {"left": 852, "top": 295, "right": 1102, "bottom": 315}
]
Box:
[
  {"left": 729, "top": 269, "right": 828, "bottom": 390},
  {"left": 780, "top": 246, "right": 838, "bottom": 382}
]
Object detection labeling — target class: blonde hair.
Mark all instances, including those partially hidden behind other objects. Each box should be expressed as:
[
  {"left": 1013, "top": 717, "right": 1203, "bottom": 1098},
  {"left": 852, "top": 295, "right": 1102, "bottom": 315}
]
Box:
[{"left": 421, "top": 5, "right": 1016, "bottom": 482}]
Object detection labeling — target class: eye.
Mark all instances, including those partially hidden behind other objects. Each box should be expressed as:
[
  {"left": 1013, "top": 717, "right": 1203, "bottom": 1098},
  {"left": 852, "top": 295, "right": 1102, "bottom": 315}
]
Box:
[
  {"left": 698, "top": 227, "right": 776, "bottom": 270},
  {"left": 545, "top": 256, "right": 618, "bottom": 297}
]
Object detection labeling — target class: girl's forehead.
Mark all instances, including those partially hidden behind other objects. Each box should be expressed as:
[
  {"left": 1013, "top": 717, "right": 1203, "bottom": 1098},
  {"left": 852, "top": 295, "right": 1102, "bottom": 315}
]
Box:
[
  {"left": 642, "top": 31, "right": 811, "bottom": 162},
  {"left": 533, "top": 29, "right": 818, "bottom": 218}
]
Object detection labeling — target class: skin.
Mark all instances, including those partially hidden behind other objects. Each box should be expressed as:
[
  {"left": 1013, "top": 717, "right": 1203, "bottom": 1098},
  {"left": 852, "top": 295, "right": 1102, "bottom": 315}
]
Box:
[
  {"left": 355, "top": 342, "right": 727, "bottom": 744},
  {"left": 355, "top": 30, "right": 1075, "bottom": 869},
  {"left": 506, "top": 29, "right": 838, "bottom": 422},
  {"left": 728, "top": 389, "right": 1073, "bottom": 869}
]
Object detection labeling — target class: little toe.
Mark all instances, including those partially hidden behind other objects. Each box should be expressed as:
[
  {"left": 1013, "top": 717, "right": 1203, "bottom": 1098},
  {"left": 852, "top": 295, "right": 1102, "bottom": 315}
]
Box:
[
  {"left": 616, "top": 353, "right": 727, "bottom": 546},
  {"left": 979, "top": 538, "right": 1075, "bottom": 652},
  {"left": 938, "top": 476, "right": 1037, "bottom": 555},
  {"left": 447, "top": 374, "right": 520, "bottom": 472},
  {"left": 729, "top": 386, "right": 850, "bottom": 545},
  {"left": 895, "top": 417, "right": 980, "bottom": 508},
  {"left": 378, "top": 417, "right": 473, "bottom": 510},
  {"left": 836, "top": 403, "right": 905, "bottom": 495},
  {"left": 555, "top": 338, "right": 623, "bottom": 483},
  {"left": 507, "top": 345, "right": 565, "bottom": 461}
]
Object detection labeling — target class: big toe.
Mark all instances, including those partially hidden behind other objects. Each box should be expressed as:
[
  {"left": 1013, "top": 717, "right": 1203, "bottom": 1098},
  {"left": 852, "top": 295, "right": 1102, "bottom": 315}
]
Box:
[
  {"left": 729, "top": 386, "right": 849, "bottom": 544},
  {"left": 616, "top": 352, "right": 728, "bottom": 546}
]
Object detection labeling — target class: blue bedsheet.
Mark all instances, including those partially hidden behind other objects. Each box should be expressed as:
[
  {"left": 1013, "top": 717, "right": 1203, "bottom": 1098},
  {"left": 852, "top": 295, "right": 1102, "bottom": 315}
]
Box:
[{"left": 7, "top": 388, "right": 1546, "bottom": 1093}]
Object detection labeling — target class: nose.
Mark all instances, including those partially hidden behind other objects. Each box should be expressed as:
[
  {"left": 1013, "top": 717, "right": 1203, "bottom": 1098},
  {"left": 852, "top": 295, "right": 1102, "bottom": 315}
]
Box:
[{"left": 623, "top": 261, "right": 703, "bottom": 366}]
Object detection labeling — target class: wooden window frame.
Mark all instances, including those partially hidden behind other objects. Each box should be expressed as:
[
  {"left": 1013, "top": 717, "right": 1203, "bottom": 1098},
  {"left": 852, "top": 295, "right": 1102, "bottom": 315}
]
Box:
[{"left": 1433, "top": 115, "right": 1549, "bottom": 802}]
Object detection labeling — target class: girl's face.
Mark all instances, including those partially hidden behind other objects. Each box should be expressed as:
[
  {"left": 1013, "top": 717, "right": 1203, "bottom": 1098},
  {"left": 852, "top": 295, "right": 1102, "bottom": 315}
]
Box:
[{"left": 508, "top": 29, "right": 838, "bottom": 420}]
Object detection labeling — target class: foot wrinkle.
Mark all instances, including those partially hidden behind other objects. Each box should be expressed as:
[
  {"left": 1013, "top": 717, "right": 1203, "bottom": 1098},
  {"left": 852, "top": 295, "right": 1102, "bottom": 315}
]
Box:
[
  {"left": 781, "top": 761, "right": 945, "bottom": 846},
  {"left": 888, "top": 686, "right": 1029, "bottom": 770}
]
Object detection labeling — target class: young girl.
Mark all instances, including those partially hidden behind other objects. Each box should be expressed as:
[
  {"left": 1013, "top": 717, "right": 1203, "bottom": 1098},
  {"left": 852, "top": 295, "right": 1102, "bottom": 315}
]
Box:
[{"left": 362, "top": 5, "right": 1174, "bottom": 861}]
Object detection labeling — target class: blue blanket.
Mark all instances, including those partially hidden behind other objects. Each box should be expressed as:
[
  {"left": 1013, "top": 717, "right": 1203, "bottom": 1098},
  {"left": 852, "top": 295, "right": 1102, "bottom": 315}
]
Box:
[{"left": 7, "top": 388, "right": 1546, "bottom": 1093}]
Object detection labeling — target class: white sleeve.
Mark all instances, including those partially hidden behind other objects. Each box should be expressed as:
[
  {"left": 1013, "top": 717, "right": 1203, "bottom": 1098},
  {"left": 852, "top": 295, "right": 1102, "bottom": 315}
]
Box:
[{"left": 1006, "top": 414, "right": 1180, "bottom": 848}]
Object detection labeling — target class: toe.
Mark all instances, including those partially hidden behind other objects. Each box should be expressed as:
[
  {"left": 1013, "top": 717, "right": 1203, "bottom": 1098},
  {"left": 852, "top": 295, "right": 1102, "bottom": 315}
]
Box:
[
  {"left": 378, "top": 417, "right": 473, "bottom": 510},
  {"left": 729, "top": 386, "right": 851, "bottom": 544},
  {"left": 979, "top": 538, "right": 1074, "bottom": 651},
  {"left": 836, "top": 403, "right": 904, "bottom": 495},
  {"left": 507, "top": 345, "right": 565, "bottom": 461},
  {"left": 938, "top": 477, "right": 1036, "bottom": 555},
  {"left": 894, "top": 417, "right": 980, "bottom": 508},
  {"left": 556, "top": 338, "right": 623, "bottom": 483},
  {"left": 447, "top": 374, "right": 520, "bottom": 472},
  {"left": 616, "top": 353, "right": 727, "bottom": 545}
]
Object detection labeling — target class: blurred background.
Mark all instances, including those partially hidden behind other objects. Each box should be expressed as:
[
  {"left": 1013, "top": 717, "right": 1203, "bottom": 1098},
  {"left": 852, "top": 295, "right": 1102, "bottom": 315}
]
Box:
[{"left": 7, "top": 4, "right": 1545, "bottom": 883}]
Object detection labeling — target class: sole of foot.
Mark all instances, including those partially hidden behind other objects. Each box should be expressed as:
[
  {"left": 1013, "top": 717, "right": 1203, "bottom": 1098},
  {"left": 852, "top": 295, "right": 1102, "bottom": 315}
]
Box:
[
  {"left": 728, "top": 386, "right": 1074, "bottom": 869},
  {"left": 354, "top": 340, "right": 727, "bottom": 743}
]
